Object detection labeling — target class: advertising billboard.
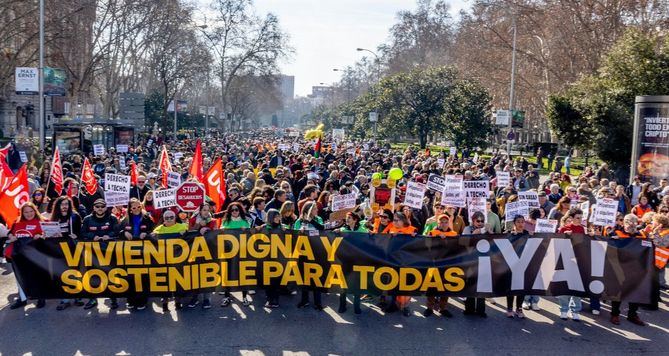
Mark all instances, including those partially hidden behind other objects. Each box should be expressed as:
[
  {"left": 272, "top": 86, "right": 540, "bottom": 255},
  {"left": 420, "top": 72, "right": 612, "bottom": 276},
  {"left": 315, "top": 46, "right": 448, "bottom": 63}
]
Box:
[{"left": 630, "top": 96, "right": 669, "bottom": 185}]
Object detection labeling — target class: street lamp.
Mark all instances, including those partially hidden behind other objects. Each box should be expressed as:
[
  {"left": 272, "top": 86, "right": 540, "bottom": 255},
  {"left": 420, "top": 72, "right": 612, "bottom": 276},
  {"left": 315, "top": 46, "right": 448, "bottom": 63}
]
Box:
[
  {"left": 333, "top": 68, "right": 353, "bottom": 102},
  {"left": 356, "top": 47, "right": 381, "bottom": 82}
]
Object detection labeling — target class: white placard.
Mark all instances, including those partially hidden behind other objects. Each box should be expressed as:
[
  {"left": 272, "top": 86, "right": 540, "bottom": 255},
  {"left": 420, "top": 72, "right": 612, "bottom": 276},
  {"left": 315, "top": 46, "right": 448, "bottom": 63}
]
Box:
[
  {"left": 40, "top": 222, "right": 62, "bottom": 238},
  {"left": 278, "top": 143, "right": 291, "bottom": 151},
  {"left": 436, "top": 158, "right": 445, "bottom": 168},
  {"left": 289, "top": 131, "right": 300, "bottom": 137},
  {"left": 535, "top": 219, "right": 558, "bottom": 233},
  {"left": 154, "top": 188, "right": 177, "bottom": 209},
  {"left": 167, "top": 171, "right": 181, "bottom": 188},
  {"left": 592, "top": 198, "right": 617, "bottom": 227},
  {"left": 173, "top": 152, "right": 184, "bottom": 161},
  {"left": 518, "top": 191, "right": 540, "bottom": 208},
  {"left": 332, "top": 129, "right": 345, "bottom": 141},
  {"left": 19, "top": 151, "right": 28, "bottom": 163},
  {"left": 427, "top": 174, "right": 446, "bottom": 192},
  {"left": 580, "top": 201, "right": 591, "bottom": 222},
  {"left": 147, "top": 139, "right": 154, "bottom": 147},
  {"left": 403, "top": 181, "right": 426, "bottom": 209},
  {"left": 116, "top": 144, "right": 129, "bottom": 153},
  {"left": 331, "top": 192, "right": 357, "bottom": 212},
  {"left": 93, "top": 144, "right": 105, "bottom": 156},
  {"left": 441, "top": 175, "right": 465, "bottom": 207},
  {"left": 505, "top": 200, "right": 530, "bottom": 222},
  {"left": 104, "top": 173, "right": 130, "bottom": 206},
  {"left": 346, "top": 148, "right": 356, "bottom": 156},
  {"left": 449, "top": 147, "right": 456, "bottom": 156},
  {"left": 464, "top": 180, "right": 490, "bottom": 201},
  {"left": 497, "top": 171, "right": 511, "bottom": 187},
  {"left": 292, "top": 143, "right": 301, "bottom": 152},
  {"left": 467, "top": 197, "right": 488, "bottom": 225},
  {"left": 15, "top": 67, "right": 38, "bottom": 94}
]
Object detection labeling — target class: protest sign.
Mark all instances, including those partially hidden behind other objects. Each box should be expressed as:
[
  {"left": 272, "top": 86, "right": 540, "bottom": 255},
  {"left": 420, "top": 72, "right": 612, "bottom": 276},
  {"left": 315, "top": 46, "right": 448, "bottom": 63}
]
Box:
[
  {"left": 441, "top": 175, "right": 465, "bottom": 207},
  {"left": 403, "top": 181, "right": 427, "bottom": 209},
  {"left": 19, "top": 151, "right": 28, "bottom": 163},
  {"left": 167, "top": 172, "right": 181, "bottom": 188},
  {"left": 436, "top": 158, "right": 445, "bottom": 168},
  {"left": 427, "top": 174, "right": 446, "bottom": 192},
  {"left": 464, "top": 180, "right": 489, "bottom": 201},
  {"left": 331, "top": 193, "right": 357, "bottom": 212},
  {"left": 535, "top": 219, "right": 558, "bottom": 233},
  {"left": 497, "top": 172, "right": 511, "bottom": 187},
  {"left": 173, "top": 152, "right": 184, "bottom": 161},
  {"left": 467, "top": 197, "right": 488, "bottom": 225},
  {"left": 278, "top": 143, "right": 291, "bottom": 151},
  {"left": 449, "top": 147, "right": 456, "bottom": 156},
  {"left": 11, "top": 231, "right": 654, "bottom": 303},
  {"left": 93, "top": 144, "right": 105, "bottom": 156},
  {"left": 332, "top": 129, "right": 345, "bottom": 141},
  {"left": 116, "top": 144, "right": 129, "bottom": 153},
  {"left": 292, "top": 143, "right": 301, "bottom": 152},
  {"left": 580, "top": 201, "right": 591, "bottom": 221},
  {"left": 518, "top": 191, "right": 540, "bottom": 208},
  {"left": 119, "top": 159, "right": 126, "bottom": 171},
  {"left": 592, "top": 198, "right": 617, "bottom": 227},
  {"left": 104, "top": 173, "right": 130, "bottom": 206},
  {"left": 154, "top": 188, "right": 177, "bottom": 209},
  {"left": 505, "top": 200, "right": 530, "bottom": 222},
  {"left": 40, "top": 222, "right": 62, "bottom": 238}
]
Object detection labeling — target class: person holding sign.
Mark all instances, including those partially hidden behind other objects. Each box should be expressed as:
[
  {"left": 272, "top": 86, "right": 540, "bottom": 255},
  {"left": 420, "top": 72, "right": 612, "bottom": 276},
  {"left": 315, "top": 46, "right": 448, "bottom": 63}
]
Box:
[
  {"left": 7, "top": 202, "right": 45, "bottom": 310},
  {"left": 50, "top": 197, "right": 83, "bottom": 311},
  {"left": 462, "top": 211, "right": 487, "bottom": 318},
  {"left": 337, "top": 212, "right": 365, "bottom": 315},
  {"left": 504, "top": 215, "right": 528, "bottom": 319},
  {"left": 424, "top": 214, "right": 457, "bottom": 318},
  {"left": 608, "top": 214, "right": 646, "bottom": 326},
  {"left": 152, "top": 210, "right": 189, "bottom": 312},
  {"left": 556, "top": 208, "right": 588, "bottom": 320},
  {"left": 119, "top": 198, "right": 155, "bottom": 311}
]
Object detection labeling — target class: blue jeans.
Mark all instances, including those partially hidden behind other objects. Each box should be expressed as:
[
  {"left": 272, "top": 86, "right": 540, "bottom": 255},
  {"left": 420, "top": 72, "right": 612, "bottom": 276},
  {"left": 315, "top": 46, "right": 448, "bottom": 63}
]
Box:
[
  {"left": 590, "top": 297, "right": 600, "bottom": 311},
  {"left": 524, "top": 295, "right": 540, "bottom": 304},
  {"left": 558, "top": 296, "right": 582, "bottom": 313}
]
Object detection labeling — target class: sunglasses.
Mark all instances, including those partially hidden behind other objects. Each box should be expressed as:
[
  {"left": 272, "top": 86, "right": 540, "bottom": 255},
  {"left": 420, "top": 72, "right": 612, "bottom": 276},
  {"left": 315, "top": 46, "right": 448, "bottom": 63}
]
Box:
[
  {"left": 475, "top": 220, "right": 484, "bottom": 223},
  {"left": 380, "top": 215, "right": 390, "bottom": 219},
  {"left": 34, "top": 193, "right": 43, "bottom": 196},
  {"left": 164, "top": 216, "right": 175, "bottom": 220},
  {"left": 94, "top": 205, "right": 106, "bottom": 208},
  {"left": 230, "top": 209, "right": 240, "bottom": 212},
  {"left": 434, "top": 206, "right": 445, "bottom": 210}
]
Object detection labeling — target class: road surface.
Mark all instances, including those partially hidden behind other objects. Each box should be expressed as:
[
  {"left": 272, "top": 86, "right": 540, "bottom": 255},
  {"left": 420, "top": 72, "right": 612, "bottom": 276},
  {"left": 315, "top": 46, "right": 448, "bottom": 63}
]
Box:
[{"left": 0, "top": 262, "right": 667, "bottom": 355}]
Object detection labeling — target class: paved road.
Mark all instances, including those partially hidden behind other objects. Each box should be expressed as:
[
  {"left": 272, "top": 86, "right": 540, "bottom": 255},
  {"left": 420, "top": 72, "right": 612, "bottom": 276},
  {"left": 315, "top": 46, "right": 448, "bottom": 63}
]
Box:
[{"left": 0, "top": 262, "right": 668, "bottom": 356}]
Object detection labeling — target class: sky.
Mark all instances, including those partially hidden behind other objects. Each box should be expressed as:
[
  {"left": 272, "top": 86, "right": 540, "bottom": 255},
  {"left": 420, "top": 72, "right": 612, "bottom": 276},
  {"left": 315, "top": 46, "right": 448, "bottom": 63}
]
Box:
[{"left": 251, "top": 0, "right": 471, "bottom": 97}]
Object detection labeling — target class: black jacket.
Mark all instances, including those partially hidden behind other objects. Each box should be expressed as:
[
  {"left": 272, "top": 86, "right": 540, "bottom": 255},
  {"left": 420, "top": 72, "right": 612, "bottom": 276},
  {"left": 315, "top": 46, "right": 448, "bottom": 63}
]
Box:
[{"left": 82, "top": 212, "right": 120, "bottom": 240}]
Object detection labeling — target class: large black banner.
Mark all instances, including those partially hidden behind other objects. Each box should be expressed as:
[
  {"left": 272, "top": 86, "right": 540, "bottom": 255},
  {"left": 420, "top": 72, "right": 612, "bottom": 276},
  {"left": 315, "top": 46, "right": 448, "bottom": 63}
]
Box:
[{"left": 10, "top": 230, "right": 654, "bottom": 303}]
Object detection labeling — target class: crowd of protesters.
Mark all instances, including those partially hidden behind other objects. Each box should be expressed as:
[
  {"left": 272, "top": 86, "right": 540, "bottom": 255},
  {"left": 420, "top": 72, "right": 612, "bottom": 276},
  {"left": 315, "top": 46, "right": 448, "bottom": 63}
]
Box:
[{"left": 1, "top": 129, "right": 667, "bottom": 327}]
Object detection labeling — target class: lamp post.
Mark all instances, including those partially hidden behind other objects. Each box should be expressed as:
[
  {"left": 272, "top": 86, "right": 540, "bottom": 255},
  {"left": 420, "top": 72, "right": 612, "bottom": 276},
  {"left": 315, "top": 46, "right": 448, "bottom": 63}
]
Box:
[
  {"left": 333, "top": 68, "right": 352, "bottom": 102},
  {"left": 507, "top": 16, "right": 517, "bottom": 157},
  {"left": 38, "top": 0, "right": 44, "bottom": 151},
  {"left": 356, "top": 47, "right": 381, "bottom": 82}
]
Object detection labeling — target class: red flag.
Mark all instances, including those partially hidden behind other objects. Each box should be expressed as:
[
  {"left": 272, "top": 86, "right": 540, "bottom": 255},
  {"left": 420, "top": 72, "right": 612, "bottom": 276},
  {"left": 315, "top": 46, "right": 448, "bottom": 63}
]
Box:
[
  {"left": 66, "top": 180, "right": 75, "bottom": 198},
  {"left": 204, "top": 158, "right": 225, "bottom": 212},
  {"left": 130, "top": 161, "right": 138, "bottom": 186},
  {"left": 0, "top": 158, "right": 14, "bottom": 190},
  {"left": 81, "top": 158, "right": 98, "bottom": 195},
  {"left": 159, "top": 145, "right": 172, "bottom": 188},
  {"left": 0, "top": 166, "right": 29, "bottom": 228},
  {"left": 0, "top": 143, "right": 10, "bottom": 161},
  {"left": 189, "top": 139, "right": 203, "bottom": 182},
  {"left": 50, "top": 146, "right": 63, "bottom": 195},
  {"left": 314, "top": 137, "right": 321, "bottom": 158}
]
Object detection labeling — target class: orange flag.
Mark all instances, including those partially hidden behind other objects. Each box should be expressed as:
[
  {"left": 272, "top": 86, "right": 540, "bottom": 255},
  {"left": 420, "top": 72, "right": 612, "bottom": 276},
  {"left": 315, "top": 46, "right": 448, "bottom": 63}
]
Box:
[
  {"left": 204, "top": 158, "right": 225, "bottom": 212},
  {"left": 0, "top": 165, "right": 29, "bottom": 227},
  {"left": 189, "top": 139, "right": 203, "bottom": 182},
  {"left": 81, "top": 158, "right": 98, "bottom": 195}
]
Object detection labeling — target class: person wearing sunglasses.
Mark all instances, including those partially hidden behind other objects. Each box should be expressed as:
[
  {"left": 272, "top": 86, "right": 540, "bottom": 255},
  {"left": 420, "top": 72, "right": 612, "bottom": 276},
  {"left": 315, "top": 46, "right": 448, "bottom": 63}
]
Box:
[
  {"left": 80, "top": 199, "right": 120, "bottom": 310},
  {"left": 119, "top": 198, "right": 155, "bottom": 310},
  {"left": 372, "top": 209, "right": 394, "bottom": 234},
  {"left": 422, "top": 204, "right": 448, "bottom": 235},
  {"left": 220, "top": 202, "right": 251, "bottom": 307},
  {"left": 152, "top": 210, "right": 189, "bottom": 311},
  {"left": 462, "top": 211, "right": 487, "bottom": 317}
]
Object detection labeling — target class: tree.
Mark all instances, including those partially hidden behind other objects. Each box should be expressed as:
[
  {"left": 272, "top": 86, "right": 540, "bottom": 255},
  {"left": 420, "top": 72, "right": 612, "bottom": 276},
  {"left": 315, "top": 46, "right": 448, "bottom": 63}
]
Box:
[
  {"left": 546, "top": 28, "right": 669, "bottom": 172},
  {"left": 444, "top": 78, "right": 493, "bottom": 150}
]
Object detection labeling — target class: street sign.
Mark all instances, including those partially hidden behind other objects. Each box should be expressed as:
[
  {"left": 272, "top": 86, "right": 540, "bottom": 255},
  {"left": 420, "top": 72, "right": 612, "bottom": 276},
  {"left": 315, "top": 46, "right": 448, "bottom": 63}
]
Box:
[
  {"left": 15, "top": 67, "right": 38, "bottom": 95},
  {"left": 369, "top": 112, "right": 378, "bottom": 122},
  {"left": 175, "top": 182, "right": 205, "bottom": 212},
  {"left": 495, "top": 109, "right": 510, "bottom": 125}
]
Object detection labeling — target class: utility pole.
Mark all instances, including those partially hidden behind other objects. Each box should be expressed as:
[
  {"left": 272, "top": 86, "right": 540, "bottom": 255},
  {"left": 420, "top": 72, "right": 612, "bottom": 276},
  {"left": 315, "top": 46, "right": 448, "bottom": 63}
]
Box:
[
  {"left": 38, "top": 0, "right": 45, "bottom": 151},
  {"left": 507, "top": 16, "right": 517, "bottom": 157},
  {"left": 173, "top": 97, "right": 178, "bottom": 141}
]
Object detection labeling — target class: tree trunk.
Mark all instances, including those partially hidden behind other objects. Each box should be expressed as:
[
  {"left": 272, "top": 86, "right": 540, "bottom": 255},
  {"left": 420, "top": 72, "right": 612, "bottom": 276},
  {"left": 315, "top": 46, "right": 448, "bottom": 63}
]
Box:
[{"left": 419, "top": 133, "right": 427, "bottom": 149}]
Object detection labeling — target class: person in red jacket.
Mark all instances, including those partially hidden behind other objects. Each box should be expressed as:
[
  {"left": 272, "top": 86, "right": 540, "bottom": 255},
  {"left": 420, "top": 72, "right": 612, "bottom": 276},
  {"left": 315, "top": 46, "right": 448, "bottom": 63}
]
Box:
[{"left": 8, "top": 202, "right": 45, "bottom": 310}]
